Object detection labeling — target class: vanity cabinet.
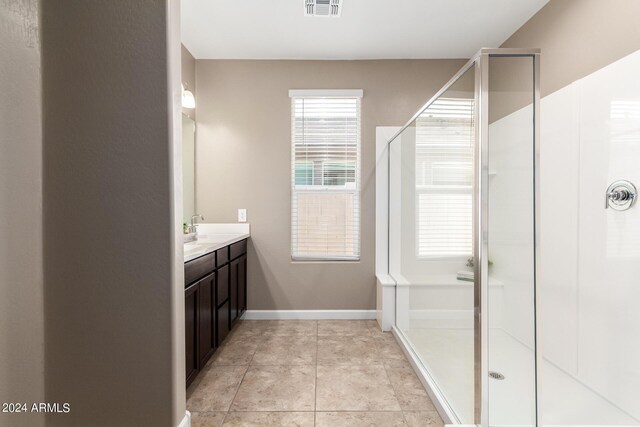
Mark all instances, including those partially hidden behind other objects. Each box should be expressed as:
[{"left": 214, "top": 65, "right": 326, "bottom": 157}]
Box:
[{"left": 184, "top": 238, "right": 248, "bottom": 387}]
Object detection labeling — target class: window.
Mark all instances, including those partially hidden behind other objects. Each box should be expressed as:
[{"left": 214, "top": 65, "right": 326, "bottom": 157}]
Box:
[
  {"left": 290, "top": 89, "right": 362, "bottom": 261},
  {"left": 416, "top": 97, "right": 474, "bottom": 258}
]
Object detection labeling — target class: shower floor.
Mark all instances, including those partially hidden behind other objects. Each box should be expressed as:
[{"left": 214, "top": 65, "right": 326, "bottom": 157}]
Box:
[{"left": 403, "top": 327, "right": 639, "bottom": 426}]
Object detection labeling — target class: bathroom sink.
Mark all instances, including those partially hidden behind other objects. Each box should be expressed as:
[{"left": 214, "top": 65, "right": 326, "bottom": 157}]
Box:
[
  {"left": 183, "top": 238, "right": 235, "bottom": 261},
  {"left": 184, "top": 243, "right": 207, "bottom": 257},
  {"left": 195, "top": 233, "right": 239, "bottom": 244},
  {"left": 183, "top": 228, "right": 250, "bottom": 262}
]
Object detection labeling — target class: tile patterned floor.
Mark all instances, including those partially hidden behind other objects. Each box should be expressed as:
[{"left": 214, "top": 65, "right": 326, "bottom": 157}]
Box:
[{"left": 187, "top": 320, "right": 444, "bottom": 427}]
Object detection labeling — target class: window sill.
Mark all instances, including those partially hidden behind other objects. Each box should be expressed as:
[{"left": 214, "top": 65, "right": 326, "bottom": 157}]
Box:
[{"left": 291, "top": 258, "right": 360, "bottom": 264}]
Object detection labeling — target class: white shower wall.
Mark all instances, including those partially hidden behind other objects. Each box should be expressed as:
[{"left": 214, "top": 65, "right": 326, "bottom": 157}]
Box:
[
  {"left": 571, "top": 49, "right": 640, "bottom": 421},
  {"left": 494, "top": 48, "right": 640, "bottom": 422},
  {"left": 488, "top": 104, "right": 536, "bottom": 350}
]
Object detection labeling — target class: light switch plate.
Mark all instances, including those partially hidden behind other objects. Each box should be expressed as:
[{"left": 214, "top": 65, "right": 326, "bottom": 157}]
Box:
[{"left": 238, "top": 208, "right": 247, "bottom": 223}]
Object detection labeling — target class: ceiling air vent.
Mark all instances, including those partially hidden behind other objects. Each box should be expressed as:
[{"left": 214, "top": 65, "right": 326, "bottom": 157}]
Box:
[{"left": 305, "top": 0, "right": 341, "bottom": 17}]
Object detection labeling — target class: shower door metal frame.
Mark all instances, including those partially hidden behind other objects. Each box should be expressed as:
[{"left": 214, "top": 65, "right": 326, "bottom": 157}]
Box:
[
  {"left": 475, "top": 48, "right": 541, "bottom": 427},
  {"left": 387, "top": 48, "right": 541, "bottom": 427},
  {"left": 473, "top": 50, "right": 490, "bottom": 427},
  {"left": 533, "top": 48, "right": 542, "bottom": 427}
]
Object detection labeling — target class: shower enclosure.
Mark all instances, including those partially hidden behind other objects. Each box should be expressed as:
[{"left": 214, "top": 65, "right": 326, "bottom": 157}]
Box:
[
  {"left": 384, "top": 48, "right": 540, "bottom": 426},
  {"left": 380, "top": 46, "right": 640, "bottom": 427}
]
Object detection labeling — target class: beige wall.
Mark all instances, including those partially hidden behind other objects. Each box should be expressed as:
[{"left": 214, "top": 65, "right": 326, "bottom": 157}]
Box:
[
  {"left": 0, "top": 2, "right": 44, "bottom": 426},
  {"left": 41, "top": 1, "right": 184, "bottom": 426},
  {"left": 502, "top": 0, "right": 640, "bottom": 97},
  {"left": 195, "top": 59, "right": 466, "bottom": 310},
  {"left": 181, "top": 44, "right": 196, "bottom": 119}
]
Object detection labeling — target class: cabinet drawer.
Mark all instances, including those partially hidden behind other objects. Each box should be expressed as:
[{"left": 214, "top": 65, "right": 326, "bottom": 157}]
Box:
[
  {"left": 230, "top": 239, "right": 247, "bottom": 260},
  {"left": 184, "top": 251, "right": 216, "bottom": 287},
  {"left": 216, "top": 247, "right": 229, "bottom": 267},
  {"left": 216, "top": 264, "right": 229, "bottom": 306}
]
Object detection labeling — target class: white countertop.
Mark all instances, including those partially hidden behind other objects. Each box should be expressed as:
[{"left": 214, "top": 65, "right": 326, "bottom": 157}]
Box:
[{"left": 183, "top": 223, "right": 250, "bottom": 262}]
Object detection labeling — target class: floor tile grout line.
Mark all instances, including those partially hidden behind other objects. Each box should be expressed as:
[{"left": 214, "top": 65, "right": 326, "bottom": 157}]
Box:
[
  {"left": 378, "top": 334, "right": 405, "bottom": 414},
  {"left": 225, "top": 340, "right": 259, "bottom": 416}
]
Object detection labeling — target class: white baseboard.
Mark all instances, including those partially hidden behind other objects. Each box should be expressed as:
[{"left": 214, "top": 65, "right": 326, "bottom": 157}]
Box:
[
  {"left": 242, "top": 310, "right": 376, "bottom": 320},
  {"left": 177, "top": 410, "right": 190, "bottom": 427}
]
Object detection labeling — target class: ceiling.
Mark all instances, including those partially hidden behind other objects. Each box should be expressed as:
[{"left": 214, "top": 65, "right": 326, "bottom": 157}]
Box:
[{"left": 181, "top": 0, "right": 549, "bottom": 60}]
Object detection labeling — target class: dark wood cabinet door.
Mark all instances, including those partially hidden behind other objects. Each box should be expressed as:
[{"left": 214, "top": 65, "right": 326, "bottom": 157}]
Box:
[
  {"left": 217, "top": 301, "right": 230, "bottom": 346},
  {"left": 230, "top": 258, "right": 239, "bottom": 324},
  {"left": 185, "top": 282, "right": 199, "bottom": 387},
  {"left": 216, "top": 264, "right": 229, "bottom": 307},
  {"left": 238, "top": 254, "right": 247, "bottom": 315},
  {"left": 197, "top": 272, "right": 216, "bottom": 368}
]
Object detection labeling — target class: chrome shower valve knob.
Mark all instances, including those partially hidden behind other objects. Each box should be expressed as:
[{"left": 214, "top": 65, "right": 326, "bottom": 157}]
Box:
[
  {"left": 609, "top": 189, "right": 632, "bottom": 202},
  {"left": 605, "top": 180, "right": 637, "bottom": 211}
]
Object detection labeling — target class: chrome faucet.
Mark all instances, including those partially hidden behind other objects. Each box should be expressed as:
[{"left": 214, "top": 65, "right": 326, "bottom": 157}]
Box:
[{"left": 189, "top": 214, "right": 204, "bottom": 234}]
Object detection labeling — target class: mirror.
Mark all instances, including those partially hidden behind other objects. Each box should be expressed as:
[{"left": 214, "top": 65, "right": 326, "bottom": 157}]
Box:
[{"left": 182, "top": 114, "right": 195, "bottom": 224}]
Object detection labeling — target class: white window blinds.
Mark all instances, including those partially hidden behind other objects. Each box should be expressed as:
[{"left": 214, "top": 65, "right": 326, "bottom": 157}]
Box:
[
  {"left": 416, "top": 97, "right": 474, "bottom": 257},
  {"left": 290, "top": 90, "right": 362, "bottom": 261}
]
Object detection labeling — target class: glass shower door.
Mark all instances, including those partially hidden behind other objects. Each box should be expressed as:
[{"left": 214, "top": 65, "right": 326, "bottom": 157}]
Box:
[
  {"left": 388, "top": 50, "right": 540, "bottom": 426},
  {"left": 390, "top": 65, "right": 477, "bottom": 424}
]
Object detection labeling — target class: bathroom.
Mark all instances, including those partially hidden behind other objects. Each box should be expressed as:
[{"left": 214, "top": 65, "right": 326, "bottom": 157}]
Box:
[{"left": 1, "top": 1, "right": 640, "bottom": 426}]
